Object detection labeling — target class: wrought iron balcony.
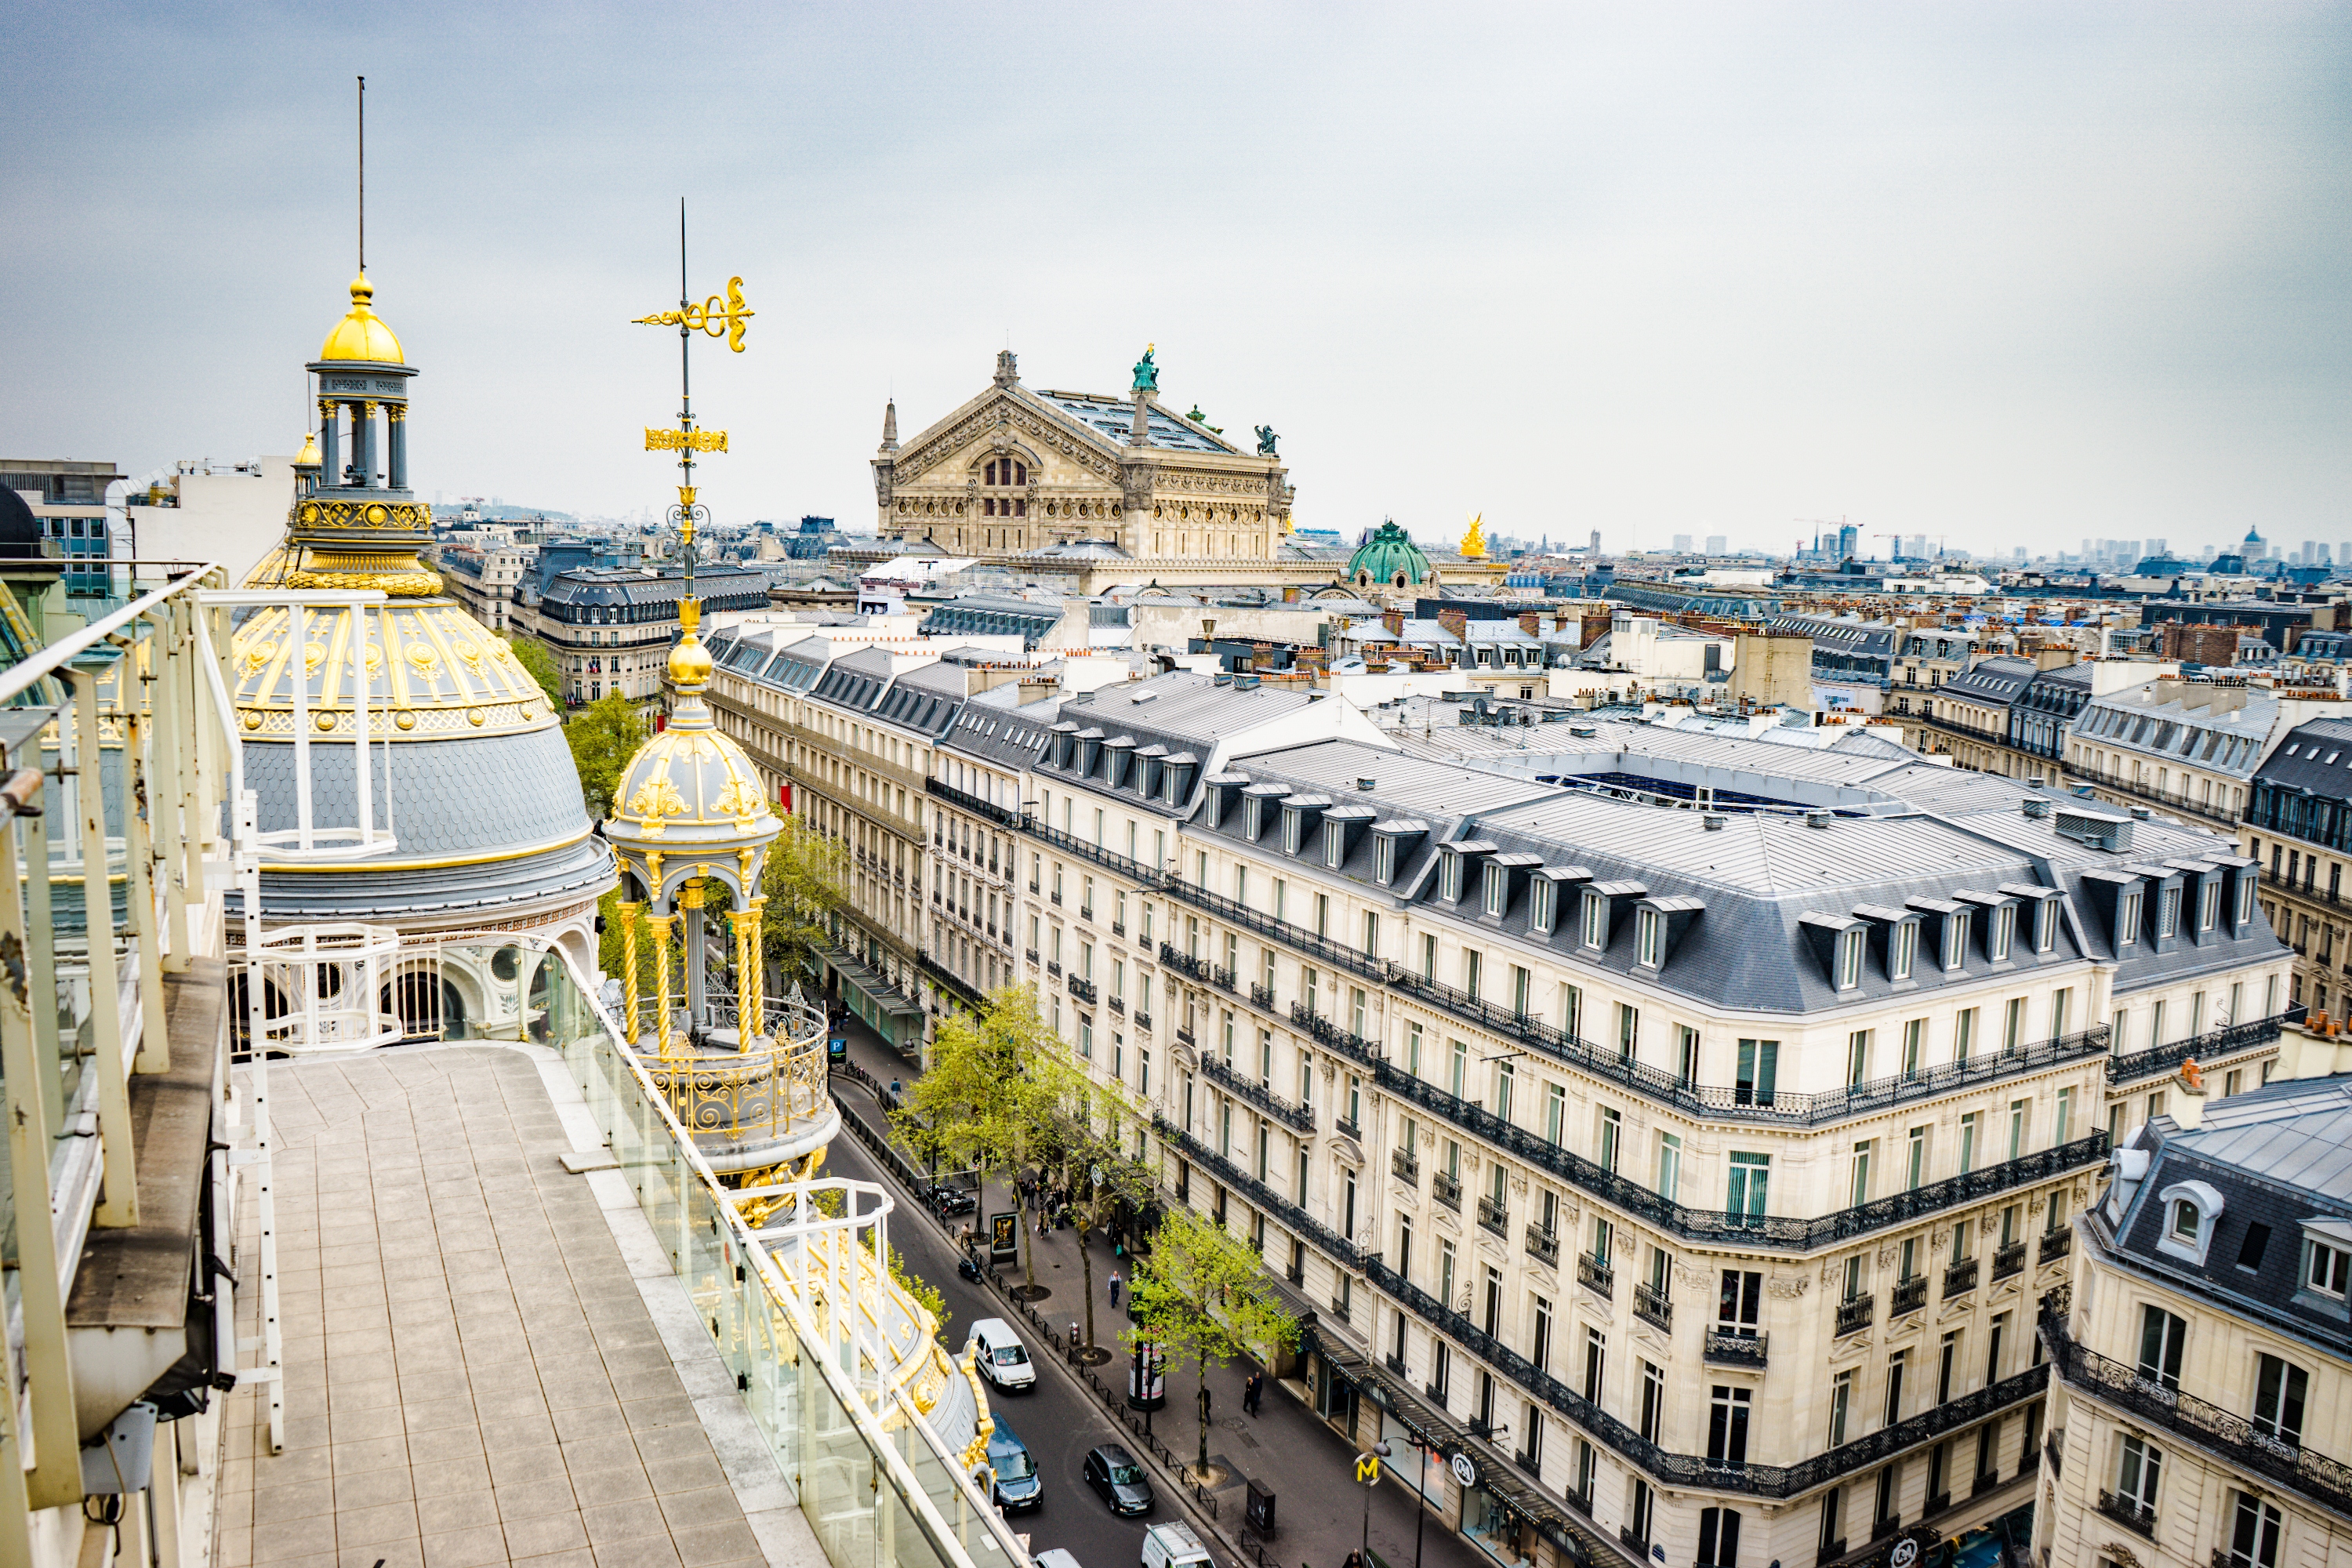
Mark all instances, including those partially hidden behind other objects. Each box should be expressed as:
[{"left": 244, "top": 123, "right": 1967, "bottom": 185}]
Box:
[
  {"left": 1250, "top": 981, "right": 1276, "bottom": 1011},
  {"left": 1526, "top": 1225, "right": 1559, "bottom": 1266},
  {"left": 1159, "top": 942, "right": 1214, "bottom": 985},
  {"left": 1992, "top": 1240, "right": 2027, "bottom": 1280},
  {"left": 2107, "top": 1011, "right": 2294, "bottom": 1086},
  {"left": 1890, "top": 1276, "right": 1929, "bottom": 1317},
  {"left": 1376, "top": 1062, "right": 2109, "bottom": 1252},
  {"left": 1634, "top": 1282, "right": 1672, "bottom": 1333},
  {"left": 1108, "top": 995, "right": 1126, "bottom": 1014},
  {"left": 1200, "top": 1054, "right": 1315, "bottom": 1134},
  {"left": 1291, "top": 1001, "right": 1383, "bottom": 1064},
  {"left": 1336, "top": 1116, "right": 1362, "bottom": 1141},
  {"left": 1704, "top": 1330, "right": 1769, "bottom": 1368},
  {"left": 1944, "top": 1258, "right": 1979, "bottom": 1298},
  {"left": 1111, "top": 921, "right": 1125, "bottom": 937},
  {"left": 1134, "top": 1011, "right": 1152, "bottom": 1032},
  {"left": 2038, "top": 1229, "right": 2073, "bottom": 1265},
  {"left": 1577, "top": 1253, "right": 1614, "bottom": 1297},
  {"left": 1392, "top": 1150, "right": 1420, "bottom": 1185},
  {"left": 1432, "top": 1170, "right": 1463, "bottom": 1210},
  {"left": 2096, "top": 1492, "right": 2157, "bottom": 1537},
  {"left": 1477, "top": 1194, "right": 1509, "bottom": 1238},
  {"left": 1068, "top": 974, "right": 1096, "bottom": 1004},
  {"left": 2046, "top": 1317, "right": 2352, "bottom": 1515},
  {"left": 1047, "top": 960, "right": 1062, "bottom": 977},
  {"left": 1386, "top": 967, "right": 2111, "bottom": 1129},
  {"left": 1836, "top": 1296, "right": 1875, "bottom": 1337}
]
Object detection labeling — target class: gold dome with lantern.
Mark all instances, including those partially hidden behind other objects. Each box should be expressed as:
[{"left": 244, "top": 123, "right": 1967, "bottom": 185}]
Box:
[{"left": 223, "top": 270, "right": 614, "bottom": 1040}]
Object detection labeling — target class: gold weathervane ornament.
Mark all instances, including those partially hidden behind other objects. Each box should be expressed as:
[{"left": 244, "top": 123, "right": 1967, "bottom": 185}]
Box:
[{"left": 633, "top": 275, "right": 753, "bottom": 350}]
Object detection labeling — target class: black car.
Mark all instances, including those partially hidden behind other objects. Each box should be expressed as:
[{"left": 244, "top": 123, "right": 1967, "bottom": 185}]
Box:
[
  {"left": 987, "top": 1418, "right": 1042, "bottom": 1511},
  {"left": 1082, "top": 1443, "right": 1154, "bottom": 1516}
]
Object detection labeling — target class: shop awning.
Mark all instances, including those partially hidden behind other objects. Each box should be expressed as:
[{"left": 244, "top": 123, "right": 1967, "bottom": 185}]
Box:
[{"left": 822, "top": 942, "right": 924, "bottom": 1045}]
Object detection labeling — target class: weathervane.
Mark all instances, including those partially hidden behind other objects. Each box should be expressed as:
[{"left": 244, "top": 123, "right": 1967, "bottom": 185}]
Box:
[{"left": 632, "top": 200, "right": 751, "bottom": 637}]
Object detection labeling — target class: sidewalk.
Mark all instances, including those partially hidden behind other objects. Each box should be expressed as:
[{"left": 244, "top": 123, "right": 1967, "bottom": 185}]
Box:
[{"left": 829, "top": 1014, "right": 1491, "bottom": 1568}]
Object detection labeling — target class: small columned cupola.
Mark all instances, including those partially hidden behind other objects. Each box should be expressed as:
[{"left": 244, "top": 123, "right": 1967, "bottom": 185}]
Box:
[
  {"left": 1242, "top": 782, "right": 1290, "bottom": 840},
  {"left": 1279, "top": 794, "right": 1333, "bottom": 856},
  {"left": 1529, "top": 866, "right": 1594, "bottom": 937},
  {"left": 310, "top": 274, "right": 420, "bottom": 495},
  {"left": 1480, "top": 852, "right": 1544, "bottom": 920},
  {"left": 1438, "top": 840, "right": 1499, "bottom": 903},
  {"left": 1370, "top": 818, "right": 1429, "bottom": 885}
]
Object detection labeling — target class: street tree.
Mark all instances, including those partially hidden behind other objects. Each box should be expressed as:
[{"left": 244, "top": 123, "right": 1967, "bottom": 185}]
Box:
[
  {"left": 1127, "top": 1203, "right": 1301, "bottom": 1479},
  {"left": 505, "top": 633, "right": 563, "bottom": 705},
  {"left": 757, "top": 815, "right": 850, "bottom": 991},
  {"left": 565, "top": 693, "right": 647, "bottom": 818},
  {"left": 1029, "top": 1054, "right": 1154, "bottom": 1361}
]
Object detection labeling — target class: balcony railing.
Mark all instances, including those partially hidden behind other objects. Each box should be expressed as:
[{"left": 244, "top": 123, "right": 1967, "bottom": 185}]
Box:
[
  {"left": 1944, "top": 1258, "right": 1980, "bottom": 1298},
  {"left": 1890, "top": 1276, "right": 1929, "bottom": 1317},
  {"left": 1387, "top": 969, "right": 2111, "bottom": 1129},
  {"left": 2107, "top": 1011, "right": 2293, "bottom": 1086},
  {"left": 916, "top": 949, "right": 987, "bottom": 1011},
  {"left": 1836, "top": 1296, "right": 1875, "bottom": 1337},
  {"left": 1164, "top": 1123, "right": 2048, "bottom": 1499},
  {"left": 1704, "top": 1330, "right": 1769, "bottom": 1369},
  {"left": 2038, "top": 1229, "right": 2073, "bottom": 1265},
  {"left": 1432, "top": 1170, "right": 1463, "bottom": 1210},
  {"left": 1200, "top": 1054, "right": 1315, "bottom": 1134},
  {"left": 1290, "top": 1001, "right": 1384, "bottom": 1063},
  {"left": 1526, "top": 1225, "right": 1560, "bottom": 1267},
  {"left": 1577, "top": 1254, "right": 1614, "bottom": 1297},
  {"left": 1068, "top": 974, "right": 1095, "bottom": 1003},
  {"left": 1250, "top": 980, "right": 1277, "bottom": 1011},
  {"left": 1134, "top": 1011, "right": 1152, "bottom": 1032},
  {"left": 1392, "top": 1150, "right": 1421, "bottom": 1185},
  {"left": 1633, "top": 1283, "right": 1672, "bottom": 1333},
  {"left": 2096, "top": 1492, "right": 2158, "bottom": 1537},
  {"left": 1992, "top": 1240, "right": 2027, "bottom": 1280},
  {"left": 1377, "top": 1062, "right": 2110, "bottom": 1251},
  {"left": 2045, "top": 1317, "right": 2352, "bottom": 1515},
  {"left": 1477, "top": 1194, "right": 1510, "bottom": 1237},
  {"left": 1108, "top": 995, "right": 1125, "bottom": 1014}
]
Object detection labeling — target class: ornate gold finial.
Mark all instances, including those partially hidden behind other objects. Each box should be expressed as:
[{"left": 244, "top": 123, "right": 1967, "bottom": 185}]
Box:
[
  {"left": 1460, "top": 512, "right": 1487, "bottom": 560},
  {"left": 633, "top": 275, "right": 753, "bottom": 352}
]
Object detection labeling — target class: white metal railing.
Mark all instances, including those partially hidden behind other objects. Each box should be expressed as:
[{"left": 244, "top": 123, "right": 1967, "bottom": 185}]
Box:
[{"left": 248, "top": 923, "right": 405, "bottom": 1052}]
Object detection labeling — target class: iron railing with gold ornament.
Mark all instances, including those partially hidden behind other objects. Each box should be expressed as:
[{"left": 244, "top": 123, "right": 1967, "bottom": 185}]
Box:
[{"left": 627, "top": 989, "right": 831, "bottom": 1146}]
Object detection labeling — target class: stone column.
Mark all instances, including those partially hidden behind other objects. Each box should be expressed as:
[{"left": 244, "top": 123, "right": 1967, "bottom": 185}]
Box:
[
  {"left": 358, "top": 401, "right": 379, "bottom": 487},
  {"left": 317, "top": 397, "right": 339, "bottom": 490},
  {"left": 681, "top": 878, "right": 707, "bottom": 1028},
  {"left": 387, "top": 404, "right": 407, "bottom": 490}
]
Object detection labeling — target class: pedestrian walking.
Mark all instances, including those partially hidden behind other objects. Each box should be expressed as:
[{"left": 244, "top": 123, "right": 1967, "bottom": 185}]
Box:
[
  {"left": 1109, "top": 1270, "right": 1123, "bottom": 1306},
  {"left": 1245, "top": 1371, "right": 1264, "bottom": 1415}
]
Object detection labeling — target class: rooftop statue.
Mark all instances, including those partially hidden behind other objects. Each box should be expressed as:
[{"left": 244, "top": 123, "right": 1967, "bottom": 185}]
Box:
[
  {"left": 1255, "top": 424, "right": 1279, "bottom": 456},
  {"left": 1186, "top": 403, "right": 1222, "bottom": 434},
  {"left": 1131, "top": 343, "right": 1159, "bottom": 394},
  {"left": 1460, "top": 512, "right": 1487, "bottom": 559}
]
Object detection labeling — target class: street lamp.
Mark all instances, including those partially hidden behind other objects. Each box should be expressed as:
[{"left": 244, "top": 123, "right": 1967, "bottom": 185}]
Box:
[{"left": 1359, "top": 1440, "right": 1391, "bottom": 1567}]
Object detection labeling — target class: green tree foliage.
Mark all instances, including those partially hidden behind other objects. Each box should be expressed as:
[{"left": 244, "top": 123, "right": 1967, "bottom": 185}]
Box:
[
  {"left": 566, "top": 694, "right": 648, "bottom": 819},
  {"left": 1127, "top": 1203, "right": 1301, "bottom": 1476},
  {"left": 1028, "top": 1048, "right": 1152, "bottom": 1359},
  {"left": 505, "top": 633, "right": 563, "bottom": 705},
  {"left": 758, "top": 815, "right": 850, "bottom": 990}
]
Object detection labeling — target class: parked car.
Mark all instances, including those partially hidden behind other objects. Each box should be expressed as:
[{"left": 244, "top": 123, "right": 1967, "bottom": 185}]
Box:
[
  {"left": 1083, "top": 1443, "right": 1154, "bottom": 1516},
  {"left": 1142, "top": 1523, "right": 1211, "bottom": 1568},
  {"left": 985, "top": 1418, "right": 1042, "bottom": 1510},
  {"left": 971, "top": 1319, "right": 1035, "bottom": 1392},
  {"left": 1035, "top": 1551, "right": 1083, "bottom": 1568}
]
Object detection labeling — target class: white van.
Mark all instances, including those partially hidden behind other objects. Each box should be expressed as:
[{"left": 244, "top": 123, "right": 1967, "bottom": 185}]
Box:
[
  {"left": 1142, "top": 1521, "right": 1213, "bottom": 1568},
  {"left": 971, "top": 1318, "right": 1036, "bottom": 1392}
]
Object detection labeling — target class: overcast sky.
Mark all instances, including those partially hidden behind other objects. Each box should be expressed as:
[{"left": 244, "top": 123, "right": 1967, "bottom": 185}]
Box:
[{"left": 5, "top": 3, "right": 2347, "bottom": 558}]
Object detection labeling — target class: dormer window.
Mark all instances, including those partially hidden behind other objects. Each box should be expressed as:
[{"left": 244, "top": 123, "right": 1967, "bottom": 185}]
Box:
[
  {"left": 2303, "top": 1236, "right": 2350, "bottom": 1301},
  {"left": 1581, "top": 890, "right": 1606, "bottom": 949},
  {"left": 1943, "top": 912, "right": 1971, "bottom": 970},
  {"left": 1838, "top": 927, "right": 1864, "bottom": 990},
  {"left": 1324, "top": 820, "right": 1343, "bottom": 868},
  {"left": 2118, "top": 890, "right": 2142, "bottom": 946},
  {"left": 1375, "top": 836, "right": 1397, "bottom": 885},
  {"left": 1483, "top": 862, "right": 1507, "bottom": 917},
  {"left": 1283, "top": 808, "right": 1305, "bottom": 856},
  {"left": 2198, "top": 879, "right": 2220, "bottom": 932},
  {"left": 1891, "top": 921, "right": 1918, "bottom": 981},
  {"left": 2158, "top": 885, "right": 2180, "bottom": 939},
  {"left": 2156, "top": 1180, "right": 2223, "bottom": 1266},
  {"left": 1639, "top": 908, "right": 1665, "bottom": 970},
  {"left": 1531, "top": 878, "right": 1557, "bottom": 935},
  {"left": 1990, "top": 903, "right": 2015, "bottom": 963},
  {"left": 2237, "top": 873, "right": 2257, "bottom": 927},
  {"left": 1246, "top": 795, "right": 1267, "bottom": 840},
  {"left": 1441, "top": 855, "right": 1465, "bottom": 902}
]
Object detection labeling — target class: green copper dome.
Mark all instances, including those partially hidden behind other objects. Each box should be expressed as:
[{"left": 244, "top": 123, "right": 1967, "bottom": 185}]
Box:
[{"left": 1348, "top": 519, "right": 1432, "bottom": 588}]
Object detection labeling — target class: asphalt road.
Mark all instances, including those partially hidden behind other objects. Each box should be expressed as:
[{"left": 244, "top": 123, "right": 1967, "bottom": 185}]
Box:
[{"left": 821, "top": 1081, "right": 1161, "bottom": 1568}]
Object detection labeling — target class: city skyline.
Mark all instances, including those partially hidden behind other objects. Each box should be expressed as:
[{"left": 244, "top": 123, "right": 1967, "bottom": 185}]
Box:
[{"left": 4, "top": 4, "right": 2346, "bottom": 557}]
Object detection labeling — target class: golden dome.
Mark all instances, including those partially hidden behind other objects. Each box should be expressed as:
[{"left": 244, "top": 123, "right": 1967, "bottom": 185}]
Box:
[
  {"left": 318, "top": 274, "right": 405, "bottom": 363},
  {"left": 294, "top": 429, "right": 321, "bottom": 469}
]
